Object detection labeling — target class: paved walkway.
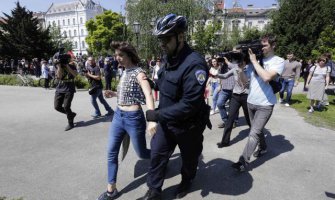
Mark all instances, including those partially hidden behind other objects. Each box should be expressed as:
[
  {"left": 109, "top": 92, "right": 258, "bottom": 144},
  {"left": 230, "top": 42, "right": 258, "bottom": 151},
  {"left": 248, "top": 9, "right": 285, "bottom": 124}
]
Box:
[{"left": 0, "top": 85, "right": 334, "bottom": 200}]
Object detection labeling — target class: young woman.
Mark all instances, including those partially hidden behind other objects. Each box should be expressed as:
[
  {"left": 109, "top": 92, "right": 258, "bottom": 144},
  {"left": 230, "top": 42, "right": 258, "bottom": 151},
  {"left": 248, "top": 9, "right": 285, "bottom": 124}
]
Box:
[
  {"left": 306, "top": 55, "right": 331, "bottom": 113},
  {"left": 97, "top": 41, "right": 157, "bottom": 200}
]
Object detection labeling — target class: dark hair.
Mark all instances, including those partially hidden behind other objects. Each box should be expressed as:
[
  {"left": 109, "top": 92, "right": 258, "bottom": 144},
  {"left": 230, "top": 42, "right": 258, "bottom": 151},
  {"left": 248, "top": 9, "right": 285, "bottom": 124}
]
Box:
[
  {"left": 324, "top": 52, "right": 332, "bottom": 59},
  {"left": 261, "top": 34, "right": 277, "bottom": 46},
  {"left": 318, "top": 55, "right": 328, "bottom": 63},
  {"left": 110, "top": 41, "right": 140, "bottom": 65}
]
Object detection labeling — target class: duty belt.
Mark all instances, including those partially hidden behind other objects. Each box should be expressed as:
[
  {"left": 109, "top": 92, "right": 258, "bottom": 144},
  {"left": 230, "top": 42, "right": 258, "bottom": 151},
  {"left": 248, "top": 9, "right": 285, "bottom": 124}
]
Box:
[{"left": 59, "top": 79, "right": 74, "bottom": 84}]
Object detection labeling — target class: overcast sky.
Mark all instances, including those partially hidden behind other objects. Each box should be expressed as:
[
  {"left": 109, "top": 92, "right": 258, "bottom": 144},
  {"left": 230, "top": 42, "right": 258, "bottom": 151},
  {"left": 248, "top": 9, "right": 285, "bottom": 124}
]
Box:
[{"left": 0, "top": 0, "right": 278, "bottom": 16}]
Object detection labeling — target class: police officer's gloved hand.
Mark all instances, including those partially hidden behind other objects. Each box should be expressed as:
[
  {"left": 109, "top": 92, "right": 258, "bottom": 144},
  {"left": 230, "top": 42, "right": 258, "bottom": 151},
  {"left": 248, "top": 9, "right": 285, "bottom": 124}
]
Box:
[{"left": 146, "top": 110, "right": 159, "bottom": 122}]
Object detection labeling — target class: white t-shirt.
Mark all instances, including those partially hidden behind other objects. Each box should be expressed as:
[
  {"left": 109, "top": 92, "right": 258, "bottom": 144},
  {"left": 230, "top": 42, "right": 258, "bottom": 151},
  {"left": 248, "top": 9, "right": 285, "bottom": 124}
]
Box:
[
  {"left": 152, "top": 65, "right": 160, "bottom": 80},
  {"left": 247, "top": 55, "right": 285, "bottom": 106}
]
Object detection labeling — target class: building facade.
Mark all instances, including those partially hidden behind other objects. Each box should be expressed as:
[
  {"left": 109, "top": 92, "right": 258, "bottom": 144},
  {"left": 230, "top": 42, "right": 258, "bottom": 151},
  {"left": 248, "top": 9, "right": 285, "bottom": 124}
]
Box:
[{"left": 44, "top": 0, "right": 104, "bottom": 56}]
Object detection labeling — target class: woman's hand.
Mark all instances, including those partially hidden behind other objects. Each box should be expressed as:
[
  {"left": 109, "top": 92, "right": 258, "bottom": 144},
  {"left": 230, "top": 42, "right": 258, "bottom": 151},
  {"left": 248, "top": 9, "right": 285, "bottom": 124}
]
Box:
[
  {"left": 104, "top": 90, "right": 117, "bottom": 98},
  {"left": 147, "top": 122, "right": 158, "bottom": 137},
  {"left": 248, "top": 48, "right": 257, "bottom": 63}
]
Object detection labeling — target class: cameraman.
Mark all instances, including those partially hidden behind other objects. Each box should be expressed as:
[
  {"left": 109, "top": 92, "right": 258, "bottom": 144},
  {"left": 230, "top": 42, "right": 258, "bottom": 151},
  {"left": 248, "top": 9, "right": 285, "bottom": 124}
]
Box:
[
  {"left": 54, "top": 54, "right": 78, "bottom": 131},
  {"left": 231, "top": 35, "right": 284, "bottom": 172},
  {"left": 85, "top": 57, "right": 114, "bottom": 118}
]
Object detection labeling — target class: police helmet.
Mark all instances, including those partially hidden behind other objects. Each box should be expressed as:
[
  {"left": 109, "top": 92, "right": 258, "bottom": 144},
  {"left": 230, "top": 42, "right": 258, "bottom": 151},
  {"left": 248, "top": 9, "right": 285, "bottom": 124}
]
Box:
[{"left": 153, "top": 14, "right": 187, "bottom": 37}]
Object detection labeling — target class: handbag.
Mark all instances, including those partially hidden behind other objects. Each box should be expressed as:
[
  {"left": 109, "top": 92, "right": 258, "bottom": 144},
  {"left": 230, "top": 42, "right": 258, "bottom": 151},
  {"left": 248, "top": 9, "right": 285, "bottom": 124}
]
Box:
[
  {"left": 269, "top": 80, "right": 281, "bottom": 94},
  {"left": 88, "top": 85, "right": 99, "bottom": 95}
]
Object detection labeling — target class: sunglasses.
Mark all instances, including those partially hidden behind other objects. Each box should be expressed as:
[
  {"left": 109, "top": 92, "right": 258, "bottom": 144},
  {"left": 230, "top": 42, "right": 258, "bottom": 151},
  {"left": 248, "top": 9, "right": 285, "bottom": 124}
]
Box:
[{"left": 158, "top": 36, "right": 173, "bottom": 45}]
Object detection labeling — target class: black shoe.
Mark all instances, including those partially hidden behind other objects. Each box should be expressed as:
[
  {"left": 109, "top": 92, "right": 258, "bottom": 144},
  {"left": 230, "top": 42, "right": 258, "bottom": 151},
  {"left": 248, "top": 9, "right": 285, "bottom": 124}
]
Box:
[
  {"left": 231, "top": 160, "right": 248, "bottom": 172},
  {"left": 137, "top": 189, "right": 161, "bottom": 200},
  {"left": 218, "top": 122, "right": 225, "bottom": 128},
  {"left": 96, "top": 190, "right": 119, "bottom": 200},
  {"left": 64, "top": 123, "right": 74, "bottom": 131},
  {"left": 175, "top": 180, "right": 192, "bottom": 199},
  {"left": 217, "top": 142, "right": 230, "bottom": 148},
  {"left": 69, "top": 112, "right": 76, "bottom": 123},
  {"left": 253, "top": 148, "right": 267, "bottom": 158}
]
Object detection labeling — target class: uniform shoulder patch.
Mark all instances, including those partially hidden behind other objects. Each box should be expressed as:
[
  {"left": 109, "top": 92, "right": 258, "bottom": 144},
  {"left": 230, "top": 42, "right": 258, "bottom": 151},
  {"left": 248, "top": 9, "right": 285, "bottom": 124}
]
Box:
[{"left": 195, "top": 69, "right": 206, "bottom": 85}]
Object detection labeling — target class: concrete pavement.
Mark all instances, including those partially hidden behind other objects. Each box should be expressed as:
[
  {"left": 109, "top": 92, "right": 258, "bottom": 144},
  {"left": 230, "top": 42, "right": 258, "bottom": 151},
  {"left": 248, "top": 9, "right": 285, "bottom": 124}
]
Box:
[{"left": 0, "top": 85, "right": 334, "bottom": 200}]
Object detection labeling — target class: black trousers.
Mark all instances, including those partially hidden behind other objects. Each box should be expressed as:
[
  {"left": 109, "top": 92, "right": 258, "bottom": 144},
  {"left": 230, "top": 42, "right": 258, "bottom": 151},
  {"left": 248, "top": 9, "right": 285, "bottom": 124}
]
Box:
[
  {"left": 54, "top": 92, "right": 75, "bottom": 123},
  {"left": 105, "top": 74, "right": 112, "bottom": 90},
  {"left": 220, "top": 93, "right": 250, "bottom": 144},
  {"left": 147, "top": 123, "right": 206, "bottom": 193}
]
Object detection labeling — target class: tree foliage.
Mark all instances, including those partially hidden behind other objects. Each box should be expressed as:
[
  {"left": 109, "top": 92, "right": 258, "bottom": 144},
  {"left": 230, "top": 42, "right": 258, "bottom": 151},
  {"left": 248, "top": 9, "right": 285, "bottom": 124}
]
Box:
[
  {"left": 270, "top": 0, "right": 335, "bottom": 59},
  {"left": 0, "top": 2, "right": 55, "bottom": 60},
  {"left": 85, "top": 11, "right": 125, "bottom": 56},
  {"left": 126, "top": 0, "right": 211, "bottom": 59},
  {"left": 311, "top": 25, "right": 335, "bottom": 58},
  {"left": 49, "top": 25, "right": 73, "bottom": 53}
]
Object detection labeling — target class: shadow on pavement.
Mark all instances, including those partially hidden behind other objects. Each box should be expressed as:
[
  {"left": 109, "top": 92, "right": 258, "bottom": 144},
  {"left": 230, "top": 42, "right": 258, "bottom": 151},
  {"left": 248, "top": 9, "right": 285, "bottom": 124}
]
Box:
[
  {"left": 325, "top": 191, "right": 335, "bottom": 199},
  {"left": 120, "top": 153, "right": 253, "bottom": 199},
  {"left": 230, "top": 128, "right": 249, "bottom": 145},
  {"left": 250, "top": 129, "right": 294, "bottom": 170},
  {"left": 75, "top": 116, "right": 112, "bottom": 127}
]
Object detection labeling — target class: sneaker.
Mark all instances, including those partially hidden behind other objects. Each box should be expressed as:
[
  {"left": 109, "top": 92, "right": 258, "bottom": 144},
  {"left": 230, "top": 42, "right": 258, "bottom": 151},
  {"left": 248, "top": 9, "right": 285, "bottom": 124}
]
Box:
[
  {"left": 279, "top": 98, "right": 283, "bottom": 103},
  {"left": 218, "top": 122, "right": 225, "bottom": 128},
  {"left": 308, "top": 107, "right": 314, "bottom": 113},
  {"left": 231, "top": 160, "right": 247, "bottom": 172},
  {"left": 284, "top": 103, "right": 290, "bottom": 107},
  {"left": 137, "top": 189, "right": 161, "bottom": 200},
  {"left": 97, "top": 190, "right": 119, "bottom": 200},
  {"left": 64, "top": 123, "right": 74, "bottom": 131},
  {"left": 69, "top": 112, "right": 76, "bottom": 122},
  {"left": 105, "top": 111, "right": 114, "bottom": 116},
  {"left": 253, "top": 148, "right": 267, "bottom": 158},
  {"left": 214, "top": 108, "right": 219, "bottom": 113},
  {"left": 91, "top": 114, "right": 102, "bottom": 119},
  {"left": 210, "top": 110, "right": 215, "bottom": 115}
]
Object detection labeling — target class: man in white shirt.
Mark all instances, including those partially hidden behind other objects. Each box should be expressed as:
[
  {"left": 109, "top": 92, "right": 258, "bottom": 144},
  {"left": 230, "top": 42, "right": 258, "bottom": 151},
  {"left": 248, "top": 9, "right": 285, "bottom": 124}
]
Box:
[{"left": 232, "top": 35, "right": 285, "bottom": 172}]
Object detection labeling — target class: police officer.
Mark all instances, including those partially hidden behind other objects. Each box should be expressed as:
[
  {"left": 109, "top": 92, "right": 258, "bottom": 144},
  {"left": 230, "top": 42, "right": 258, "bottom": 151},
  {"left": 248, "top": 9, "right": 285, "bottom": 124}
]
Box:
[
  {"left": 53, "top": 51, "right": 78, "bottom": 131},
  {"left": 138, "top": 14, "right": 211, "bottom": 200}
]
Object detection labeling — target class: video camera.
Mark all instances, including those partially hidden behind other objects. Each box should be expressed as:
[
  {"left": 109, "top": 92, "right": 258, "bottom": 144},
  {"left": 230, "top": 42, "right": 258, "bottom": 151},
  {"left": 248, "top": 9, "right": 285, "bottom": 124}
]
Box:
[
  {"left": 54, "top": 46, "right": 71, "bottom": 66},
  {"left": 217, "top": 40, "right": 264, "bottom": 64}
]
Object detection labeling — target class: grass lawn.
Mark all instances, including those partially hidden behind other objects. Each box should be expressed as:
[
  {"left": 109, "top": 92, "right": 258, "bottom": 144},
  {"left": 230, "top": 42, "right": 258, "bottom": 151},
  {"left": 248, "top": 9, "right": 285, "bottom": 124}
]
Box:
[{"left": 289, "top": 89, "right": 335, "bottom": 130}]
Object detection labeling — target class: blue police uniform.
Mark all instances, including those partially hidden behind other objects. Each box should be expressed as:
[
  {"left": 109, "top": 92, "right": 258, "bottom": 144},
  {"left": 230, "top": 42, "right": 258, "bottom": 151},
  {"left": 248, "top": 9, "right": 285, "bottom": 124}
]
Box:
[{"left": 147, "top": 43, "right": 210, "bottom": 194}]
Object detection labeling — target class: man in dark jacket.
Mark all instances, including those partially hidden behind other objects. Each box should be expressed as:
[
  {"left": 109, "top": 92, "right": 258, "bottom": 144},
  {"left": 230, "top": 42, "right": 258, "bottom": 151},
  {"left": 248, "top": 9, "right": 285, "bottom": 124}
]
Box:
[{"left": 138, "top": 14, "right": 210, "bottom": 200}]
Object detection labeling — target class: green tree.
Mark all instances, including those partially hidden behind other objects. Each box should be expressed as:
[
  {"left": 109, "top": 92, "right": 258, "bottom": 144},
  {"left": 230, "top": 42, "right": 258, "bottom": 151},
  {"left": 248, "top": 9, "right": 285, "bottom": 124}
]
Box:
[
  {"left": 0, "top": 2, "right": 55, "bottom": 59},
  {"left": 270, "top": 0, "right": 335, "bottom": 59},
  {"left": 311, "top": 25, "right": 335, "bottom": 58},
  {"left": 49, "top": 25, "right": 73, "bottom": 52},
  {"left": 85, "top": 11, "right": 125, "bottom": 56},
  {"left": 126, "top": 0, "right": 211, "bottom": 59}
]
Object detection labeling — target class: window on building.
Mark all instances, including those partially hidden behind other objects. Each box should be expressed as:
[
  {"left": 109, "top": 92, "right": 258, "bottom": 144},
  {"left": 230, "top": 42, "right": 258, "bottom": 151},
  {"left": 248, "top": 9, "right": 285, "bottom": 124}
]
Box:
[
  {"left": 73, "top": 18, "right": 75, "bottom": 25},
  {"left": 63, "top": 31, "right": 67, "bottom": 38},
  {"left": 69, "top": 30, "right": 72, "bottom": 37},
  {"left": 82, "top": 41, "right": 85, "bottom": 48},
  {"left": 81, "top": 29, "right": 84, "bottom": 36},
  {"left": 68, "top": 19, "right": 70, "bottom": 25},
  {"left": 80, "top": 17, "right": 83, "bottom": 24},
  {"left": 232, "top": 20, "right": 240, "bottom": 30},
  {"left": 63, "top": 20, "right": 65, "bottom": 26},
  {"left": 75, "top": 41, "right": 78, "bottom": 49},
  {"left": 58, "top": 20, "right": 60, "bottom": 26},
  {"left": 74, "top": 30, "right": 77, "bottom": 36},
  {"left": 258, "top": 20, "right": 265, "bottom": 24},
  {"left": 248, "top": 21, "right": 252, "bottom": 28},
  {"left": 48, "top": 21, "right": 51, "bottom": 26},
  {"left": 52, "top": 21, "right": 56, "bottom": 26}
]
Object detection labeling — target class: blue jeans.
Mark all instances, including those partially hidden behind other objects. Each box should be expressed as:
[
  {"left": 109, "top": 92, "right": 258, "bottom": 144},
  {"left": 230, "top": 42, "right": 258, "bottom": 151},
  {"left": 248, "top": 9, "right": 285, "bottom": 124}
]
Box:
[
  {"left": 90, "top": 88, "right": 112, "bottom": 115},
  {"left": 107, "top": 108, "right": 150, "bottom": 184},
  {"left": 217, "top": 89, "right": 232, "bottom": 122},
  {"left": 279, "top": 79, "right": 295, "bottom": 102},
  {"left": 211, "top": 82, "right": 220, "bottom": 110}
]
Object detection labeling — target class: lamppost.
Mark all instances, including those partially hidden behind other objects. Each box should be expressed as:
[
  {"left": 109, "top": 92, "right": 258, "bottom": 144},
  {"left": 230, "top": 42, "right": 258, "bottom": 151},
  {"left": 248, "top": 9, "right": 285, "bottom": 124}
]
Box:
[{"left": 133, "top": 21, "right": 141, "bottom": 48}]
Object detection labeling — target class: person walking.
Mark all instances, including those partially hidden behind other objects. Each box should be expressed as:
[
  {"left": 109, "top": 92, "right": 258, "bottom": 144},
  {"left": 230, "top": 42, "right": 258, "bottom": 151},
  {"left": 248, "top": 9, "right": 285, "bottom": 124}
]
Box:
[
  {"left": 85, "top": 57, "right": 114, "bottom": 118},
  {"left": 138, "top": 14, "right": 210, "bottom": 200},
  {"left": 231, "top": 34, "right": 285, "bottom": 172},
  {"left": 279, "top": 52, "right": 301, "bottom": 106},
  {"left": 306, "top": 55, "right": 331, "bottom": 113},
  {"left": 96, "top": 41, "right": 156, "bottom": 200}
]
